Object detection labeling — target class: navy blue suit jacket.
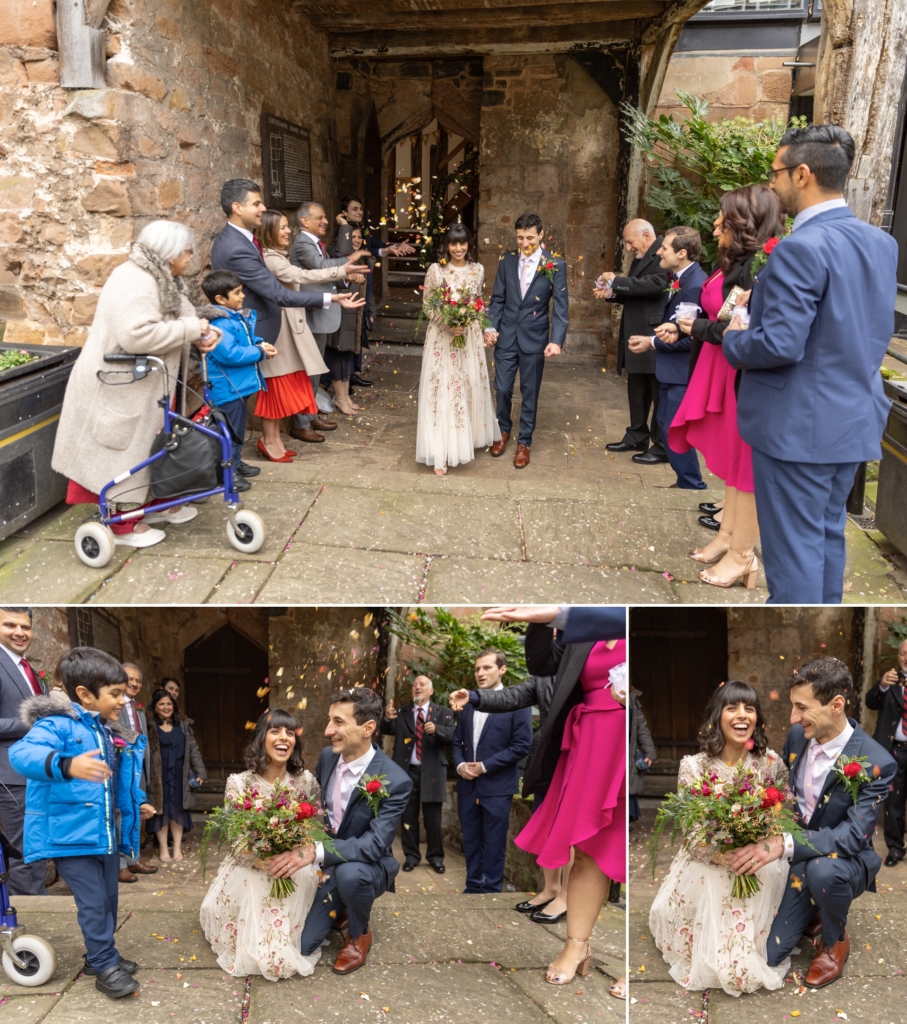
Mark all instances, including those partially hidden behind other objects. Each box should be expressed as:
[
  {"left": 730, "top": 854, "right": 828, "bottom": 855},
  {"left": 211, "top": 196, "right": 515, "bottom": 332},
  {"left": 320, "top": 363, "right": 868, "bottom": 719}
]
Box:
[
  {"left": 723, "top": 207, "right": 898, "bottom": 463},
  {"left": 653, "top": 263, "right": 708, "bottom": 385},
  {"left": 488, "top": 249, "right": 569, "bottom": 353},
  {"left": 558, "top": 606, "right": 627, "bottom": 645},
  {"left": 210, "top": 224, "right": 324, "bottom": 344},
  {"left": 316, "top": 745, "right": 412, "bottom": 890},
  {"left": 452, "top": 700, "right": 532, "bottom": 799}
]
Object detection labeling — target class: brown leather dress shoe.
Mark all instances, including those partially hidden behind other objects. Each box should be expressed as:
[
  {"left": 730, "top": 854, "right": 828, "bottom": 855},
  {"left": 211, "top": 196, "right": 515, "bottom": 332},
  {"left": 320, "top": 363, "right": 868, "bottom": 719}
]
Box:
[
  {"left": 513, "top": 443, "right": 530, "bottom": 469},
  {"left": 490, "top": 431, "right": 510, "bottom": 457},
  {"left": 331, "top": 910, "right": 349, "bottom": 932},
  {"left": 288, "top": 428, "right": 326, "bottom": 443},
  {"left": 804, "top": 932, "right": 849, "bottom": 988},
  {"left": 311, "top": 416, "right": 338, "bottom": 431},
  {"left": 332, "top": 925, "right": 372, "bottom": 974},
  {"left": 127, "top": 861, "right": 158, "bottom": 874},
  {"left": 803, "top": 912, "right": 822, "bottom": 938},
  {"left": 118, "top": 868, "right": 137, "bottom": 883}
]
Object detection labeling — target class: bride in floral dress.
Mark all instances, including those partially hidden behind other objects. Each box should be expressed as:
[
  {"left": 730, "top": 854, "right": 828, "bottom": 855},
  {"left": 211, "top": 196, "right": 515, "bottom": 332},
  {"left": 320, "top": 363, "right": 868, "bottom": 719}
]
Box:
[
  {"left": 649, "top": 681, "right": 791, "bottom": 996},
  {"left": 200, "top": 710, "right": 322, "bottom": 981},
  {"left": 416, "top": 222, "right": 501, "bottom": 474}
]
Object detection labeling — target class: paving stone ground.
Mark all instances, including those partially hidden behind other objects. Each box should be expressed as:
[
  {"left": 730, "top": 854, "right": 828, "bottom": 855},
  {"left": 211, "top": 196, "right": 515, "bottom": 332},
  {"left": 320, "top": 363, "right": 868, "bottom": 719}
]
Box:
[
  {"left": 1, "top": 348, "right": 904, "bottom": 605},
  {"left": 3, "top": 827, "right": 624, "bottom": 1024},
  {"left": 629, "top": 806, "right": 907, "bottom": 1024}
]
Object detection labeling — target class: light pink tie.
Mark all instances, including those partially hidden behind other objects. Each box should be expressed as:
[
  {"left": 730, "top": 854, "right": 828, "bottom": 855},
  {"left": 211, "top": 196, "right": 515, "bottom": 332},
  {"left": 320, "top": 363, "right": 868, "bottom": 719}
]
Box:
[
  {"left": 520, "top": 258, "right": 533, "bottom": 299},
  {"left": 802, "top": 743, "right": 823, "bottom": 821},
  {"left": 331, "top": 761, "right": 350, "bottom": 827}
]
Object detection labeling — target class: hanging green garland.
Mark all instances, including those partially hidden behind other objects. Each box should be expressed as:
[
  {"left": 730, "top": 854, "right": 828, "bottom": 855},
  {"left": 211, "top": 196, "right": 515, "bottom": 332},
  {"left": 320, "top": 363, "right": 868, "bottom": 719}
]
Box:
[{"left": 417, "top": 147, "right": 479, "bottom": 269}]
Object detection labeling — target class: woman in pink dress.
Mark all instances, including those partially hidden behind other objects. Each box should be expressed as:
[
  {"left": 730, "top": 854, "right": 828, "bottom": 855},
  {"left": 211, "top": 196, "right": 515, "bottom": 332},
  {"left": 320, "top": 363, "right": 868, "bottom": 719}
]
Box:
[{"left": 668, "top": 186, "right": 784, "bottom": 590}]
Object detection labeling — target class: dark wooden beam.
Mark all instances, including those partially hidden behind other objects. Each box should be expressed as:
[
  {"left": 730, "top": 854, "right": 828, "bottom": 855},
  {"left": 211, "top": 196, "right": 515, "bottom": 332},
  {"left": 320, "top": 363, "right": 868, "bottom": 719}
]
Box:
[
  {"left": 295, "top": 0, "right": 666, "bottom": 15},
  {"left": 641, "top": 0, "right": 710, "bottom": 44}
]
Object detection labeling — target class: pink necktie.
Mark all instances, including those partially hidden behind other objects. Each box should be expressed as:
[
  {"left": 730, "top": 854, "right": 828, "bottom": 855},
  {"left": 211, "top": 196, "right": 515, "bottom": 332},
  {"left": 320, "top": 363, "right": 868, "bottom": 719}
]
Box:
[
  {"left": 802, "top": 743, "right": 823, "bottom": 821},
  {"left": 520, "top": 258, "right": 533, "bottom": 299},
  {"left": 332, "top": 761, "right": 350, "bottom": 827}
]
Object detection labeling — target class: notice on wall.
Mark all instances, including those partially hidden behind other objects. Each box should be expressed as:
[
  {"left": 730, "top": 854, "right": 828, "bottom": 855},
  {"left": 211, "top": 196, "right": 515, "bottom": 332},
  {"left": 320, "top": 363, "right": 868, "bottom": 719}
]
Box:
[{"left": 260, "top": 113, "right": 313, "bottom": 208}]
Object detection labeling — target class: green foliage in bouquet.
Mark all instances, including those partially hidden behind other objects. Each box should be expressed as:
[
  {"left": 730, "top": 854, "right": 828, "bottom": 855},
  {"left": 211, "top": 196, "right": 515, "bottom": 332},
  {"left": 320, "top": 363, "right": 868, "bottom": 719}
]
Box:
[
  {"left": 385, "top": 607, "right": 528, "bottom": 704},
  {"left": 621, "top": 91, "right": 806, "bottom": 267}
]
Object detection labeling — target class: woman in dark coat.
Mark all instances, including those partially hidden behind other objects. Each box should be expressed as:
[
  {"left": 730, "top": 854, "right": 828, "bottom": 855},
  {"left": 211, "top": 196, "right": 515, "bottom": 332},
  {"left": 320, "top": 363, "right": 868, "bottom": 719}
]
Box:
[
  {"left": 629, "top": 689, "right": 657, "bottom": 821},
  {"left": 145, "top": 688, "right": 205, "bottom": 861},
  {"left": 326, "top": 225, "right": 376, "bottom": 416}
]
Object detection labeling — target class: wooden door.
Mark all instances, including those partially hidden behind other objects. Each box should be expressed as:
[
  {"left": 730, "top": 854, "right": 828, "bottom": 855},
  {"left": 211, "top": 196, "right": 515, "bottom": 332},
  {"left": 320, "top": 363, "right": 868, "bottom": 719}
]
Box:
[
  {"left": 629, "top": 607, "right": 728, "bottom": 761},
  {"left": 182, "top": 625, "right": 269, "bottom": 781}
]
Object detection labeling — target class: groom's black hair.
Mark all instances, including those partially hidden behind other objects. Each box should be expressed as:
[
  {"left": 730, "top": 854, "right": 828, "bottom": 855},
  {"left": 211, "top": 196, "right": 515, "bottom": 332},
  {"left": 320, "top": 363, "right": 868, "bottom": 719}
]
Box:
[
  {"left": 243, "top": 707, "right": 305, "bottom": 777},
  {"left": 514, "top": 212, "right": 543, "bottom": 232},
  {"left": 788, "top": 658, "right": 853, "bottom": 708},
  {"left": 697, "top": 680, "right": 768, "bottom": 758},
  {"left": 331, "top": 687, "right": 383, "bottom": 729}
]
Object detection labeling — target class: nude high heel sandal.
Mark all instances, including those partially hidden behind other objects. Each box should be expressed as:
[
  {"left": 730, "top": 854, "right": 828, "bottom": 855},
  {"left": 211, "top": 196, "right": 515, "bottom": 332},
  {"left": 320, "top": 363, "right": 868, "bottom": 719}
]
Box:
[
  {"left": 545, "top": 935, "right": 592, "bottom": 985},
  {"left": 700, "top": 551, "right": 759, "bottom": 589},
  {"left": 690, "top": 528, "right": 732, "bottom": 564}
]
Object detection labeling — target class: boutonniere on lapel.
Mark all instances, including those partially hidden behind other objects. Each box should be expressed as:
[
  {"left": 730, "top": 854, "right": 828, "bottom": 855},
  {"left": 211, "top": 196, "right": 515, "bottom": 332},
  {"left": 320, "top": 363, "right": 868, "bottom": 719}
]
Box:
[
  {"left": 37, "top": 670, "right": 50, "bottom": 692},
  {"left": 832, "top": 755, "right": 872, "bottom": 805},
  {"left": 664, "top": 277, "right": 681, "bottom": 296},
  {"left": 357, "top": 773, "right": 389, "bottom": 815},
  {"left": 111, "top": 736, "right": 128, "bottom": 751},
  {"left": 536, "top": 254, "right": 558, "bottom": 284},
  {"left": 751, "top": 220, "right": 792, "bottom": 279}
]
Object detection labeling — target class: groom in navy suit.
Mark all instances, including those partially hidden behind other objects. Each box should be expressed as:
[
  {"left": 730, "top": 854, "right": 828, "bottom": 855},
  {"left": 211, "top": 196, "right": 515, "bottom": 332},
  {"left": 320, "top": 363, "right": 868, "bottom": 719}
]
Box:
[
  {"left": 486, "top": 213, "right": 569, "bottom": 470},
  {"left": 453, "top": 649, "right": 532, "bottom": 893},
  {"left": 267, "top": 688, "right": 411, "bottom": 975},
  {"left": 723, "top": 125, "right": 898, "bottom": 603},
  {"left": 628, "top": 226, "right": 708, "bottom": 489},
  {"left": 725, "top": 659, "right": 895, "bottom": 988}
]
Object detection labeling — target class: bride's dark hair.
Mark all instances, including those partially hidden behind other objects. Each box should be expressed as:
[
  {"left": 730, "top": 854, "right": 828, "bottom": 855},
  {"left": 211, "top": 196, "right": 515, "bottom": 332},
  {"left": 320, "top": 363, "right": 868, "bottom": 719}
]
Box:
[
  {"left": 242, "top": 708, "right": 305, "bottom": 776},
  {"left": 697, "top": 680, "right": 768, "bottom": 758},
  {"left": 436, "top": 222, "right": 475, "bottom": 264}
]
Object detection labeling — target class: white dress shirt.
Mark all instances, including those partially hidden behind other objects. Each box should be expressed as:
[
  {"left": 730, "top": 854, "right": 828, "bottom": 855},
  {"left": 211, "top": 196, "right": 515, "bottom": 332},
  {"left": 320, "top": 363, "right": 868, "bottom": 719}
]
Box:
[
  {"left": 879, "top": 681, "right": 907, "bottom": 742},
  {"left": 315, "top": 745, "right": 377, "bottom": 867},
  {"left": 518, "top": 248, "right": 543, "bottom": 299},
  {"left": 410, "top": 701, "right": 431, "bottom": 765},
  {"left": 227, "top": 220, "right": 255, "bottom": 245},
  {"left": 649, "top": 260, "right": 696, "bottom": 346},
  {"left": 0, "top": 641, "right": 32, "bottom": 689},
  {"left": 791, "top": 197, "right": 849, "bottom": 232},
  {"left": 457, "top": 683, "right": 504, "bottom": 775}
]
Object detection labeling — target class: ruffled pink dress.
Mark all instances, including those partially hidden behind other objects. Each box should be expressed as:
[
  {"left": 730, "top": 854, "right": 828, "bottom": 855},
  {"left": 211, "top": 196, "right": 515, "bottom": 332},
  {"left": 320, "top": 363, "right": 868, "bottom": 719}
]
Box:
[
  {"left": 668, "top": 270, "right": 755, "bottom": 492},
  {"left": 514, "top": 639, "right": 626, "bottom": 883}
]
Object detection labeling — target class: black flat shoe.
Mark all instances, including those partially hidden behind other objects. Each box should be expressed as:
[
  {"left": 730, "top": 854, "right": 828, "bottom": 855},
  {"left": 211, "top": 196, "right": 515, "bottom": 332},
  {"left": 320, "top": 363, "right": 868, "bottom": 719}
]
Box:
[
  {"left": 515, "top": 897, "right": 553, "bottom": 914},
  {"left": 605, "top": 441, "right": 646, "bottom": 453},
  {"left": 699, "top": 515, "right": 721, "bottom": 531},
  {"left": 95, "top": 964, "right": 140, "bottom": 998},
  {"left": 885, "top": 850, "right": 904, "bottom": 867},
  {"left": 350, "top": 374, "right": 373, "bottom": 387},
  {"left": 236, "top": 461, "right": 261, "bottom": 477},
  {"left": 530, "top": 907, "right": 566, "bottom": 924},
  {"left": 429, "top": 861, "right": 446, "bottom": 874},
  {"left": 699, "top": 502, "right": 722, "bottom": 515},
  {"left": 402, "top": 861, "right": 417, "bottom": 872},
  {"left": 233, "top": 476, "right": 251, "bottom": 492},
  {"left": 83, "top": 956, "right": 138, "bottom": 976},
  {"left": 632, "top": 451, "right": 669, "bottom": 465}
]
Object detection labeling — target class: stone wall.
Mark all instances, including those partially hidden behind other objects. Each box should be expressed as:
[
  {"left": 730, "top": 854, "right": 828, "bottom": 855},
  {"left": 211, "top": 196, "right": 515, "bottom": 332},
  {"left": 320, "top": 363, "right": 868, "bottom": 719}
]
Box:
[
  {"left": 477, "top": 54, "right": 620, "bottom": 359},
  {"left": 1, "top": 0, "right": 337, "bottom": 347}
]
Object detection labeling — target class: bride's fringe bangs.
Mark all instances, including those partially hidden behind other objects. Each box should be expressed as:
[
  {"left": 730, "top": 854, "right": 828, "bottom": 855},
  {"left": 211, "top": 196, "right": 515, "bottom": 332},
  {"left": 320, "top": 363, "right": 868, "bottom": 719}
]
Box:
[
  {"left": 243, "top": 707, "right": 305, "bottom": 776},
  {"left": 697, "top": 679, "right": 768, "bottom": 758}
]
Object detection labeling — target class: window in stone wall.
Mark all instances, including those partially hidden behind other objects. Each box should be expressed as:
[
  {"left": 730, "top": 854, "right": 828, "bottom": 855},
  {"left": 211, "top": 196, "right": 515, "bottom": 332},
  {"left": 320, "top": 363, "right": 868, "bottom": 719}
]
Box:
[
  {"left": 702, "top": 0, "right": 806, "bottom": 12},
  {"left": 67, "top": 608, "right": 123, "bottom": 661}
]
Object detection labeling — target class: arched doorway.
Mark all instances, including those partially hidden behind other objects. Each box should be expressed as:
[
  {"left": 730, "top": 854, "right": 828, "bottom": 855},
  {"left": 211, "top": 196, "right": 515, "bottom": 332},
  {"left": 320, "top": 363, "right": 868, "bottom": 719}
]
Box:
[{"left": 182, "top": 624, "right": 270, "bottom": 781}]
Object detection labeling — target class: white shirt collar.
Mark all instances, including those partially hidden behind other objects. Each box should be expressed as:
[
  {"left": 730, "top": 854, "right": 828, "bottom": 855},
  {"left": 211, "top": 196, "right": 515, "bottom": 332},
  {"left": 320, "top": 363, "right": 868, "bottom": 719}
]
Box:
[
  {"left": 340, "top": 745, "right": 377, "bottom": 779},
  {"left": 301, "top": 230, "right": 323, "bottom": 245},
  {"left": 0, "top": 642, "right": 24, "bottom": 669},
  {"left": 809, "top": 720, "right": 854, "bottom": 762},
  {"left": 519, "top": 248, "right": 543, "bottom": 266},
  {"left": 791, "top": 197, "right": 849, "bottom": 232},
  {"left": 227, "top": 221, "right": 254, "bottom": 243},
  {"left": 674, "top": 261, "right": 695, "bottom": 280}
]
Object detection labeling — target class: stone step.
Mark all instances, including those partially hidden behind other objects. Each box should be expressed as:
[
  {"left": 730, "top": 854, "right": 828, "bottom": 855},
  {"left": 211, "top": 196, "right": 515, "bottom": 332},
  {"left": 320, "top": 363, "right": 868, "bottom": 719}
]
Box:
[
  {"left": 375, "top": 299, "right": 423, "bottom": 319},
  {"left": 387, "top": 271, "right": 427, "bottom": 286},
  {"left": 371, "top": 321, "right": 427, "bottom": 345}
]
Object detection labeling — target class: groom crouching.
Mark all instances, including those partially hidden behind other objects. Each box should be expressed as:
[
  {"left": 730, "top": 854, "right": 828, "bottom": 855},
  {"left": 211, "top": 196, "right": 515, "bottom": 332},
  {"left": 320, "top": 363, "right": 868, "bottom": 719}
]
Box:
[
  {"left": 727, "top": 659, "right": 895, "bottom": 988},
  {"left": 268, "top": 688, "right": 412, "bottom": 974}
]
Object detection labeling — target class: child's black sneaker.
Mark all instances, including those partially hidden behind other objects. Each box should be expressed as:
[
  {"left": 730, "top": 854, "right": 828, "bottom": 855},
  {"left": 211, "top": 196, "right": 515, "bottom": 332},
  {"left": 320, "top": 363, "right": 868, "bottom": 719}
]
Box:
[
  {"left": 83, "top": 954, "right": 138, "bottom": 976},
  {"left": 95, "top": 963, "right": 140, "bottom": 998}
]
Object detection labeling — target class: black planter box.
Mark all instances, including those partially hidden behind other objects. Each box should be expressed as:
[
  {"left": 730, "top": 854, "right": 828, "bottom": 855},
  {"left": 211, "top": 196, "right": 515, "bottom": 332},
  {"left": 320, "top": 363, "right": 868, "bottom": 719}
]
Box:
[
  {"left": 876, "top": 377, "right": 907, "bottom": 557},
  {"left": 0, "top": 341, "right": 81, "bottom": 541}
]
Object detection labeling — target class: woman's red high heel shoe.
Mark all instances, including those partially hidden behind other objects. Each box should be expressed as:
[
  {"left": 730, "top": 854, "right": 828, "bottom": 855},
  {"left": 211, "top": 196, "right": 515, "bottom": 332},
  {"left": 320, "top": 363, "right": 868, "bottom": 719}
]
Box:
[{"left": 257, "top": 438, "right": 294, "bottom": 463}]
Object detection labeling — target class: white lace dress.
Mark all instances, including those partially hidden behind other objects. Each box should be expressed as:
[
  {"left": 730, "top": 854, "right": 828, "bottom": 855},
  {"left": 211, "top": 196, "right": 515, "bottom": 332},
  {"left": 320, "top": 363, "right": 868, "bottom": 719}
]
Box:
[
  {"left": 199, "top": 770, "right": 322, "bottom": 981},
  {"left": 415, "top": 261, "right": 501, "bottom": 469},
  {"left": 649, "top": 750, "right": 791, "bottom": 996}
]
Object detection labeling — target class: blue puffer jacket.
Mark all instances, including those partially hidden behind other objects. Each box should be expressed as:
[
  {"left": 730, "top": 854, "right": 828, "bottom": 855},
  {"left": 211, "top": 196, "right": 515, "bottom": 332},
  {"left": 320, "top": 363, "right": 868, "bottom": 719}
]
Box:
[
  {"left": 9, "top": 692, "right": 147, "bottom": 863},
  {"left": 202, "top": 304, "right": 267, "bottom": 406}
]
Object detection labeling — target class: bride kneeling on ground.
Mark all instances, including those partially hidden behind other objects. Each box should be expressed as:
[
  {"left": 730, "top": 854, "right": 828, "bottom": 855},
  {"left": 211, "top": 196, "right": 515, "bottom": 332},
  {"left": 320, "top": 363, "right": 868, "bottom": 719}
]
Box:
[{"left": 200, "top": 709, "right": 321, "bottom": 981}]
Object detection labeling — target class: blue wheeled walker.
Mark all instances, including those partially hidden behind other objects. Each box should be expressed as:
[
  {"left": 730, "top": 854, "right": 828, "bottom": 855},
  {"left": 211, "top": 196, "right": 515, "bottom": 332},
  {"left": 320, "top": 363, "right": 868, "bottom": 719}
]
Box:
[
  {"left": 73, "top": 352, "right": 266, "bottom": 568},
  {"left": 0, "top": 832, "right": 56, "bottom": 986}
]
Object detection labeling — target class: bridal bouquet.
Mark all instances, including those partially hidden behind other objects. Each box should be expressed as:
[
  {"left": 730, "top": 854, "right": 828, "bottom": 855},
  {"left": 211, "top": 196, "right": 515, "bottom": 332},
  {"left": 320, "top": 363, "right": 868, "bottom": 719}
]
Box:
[
  {"left": 200, "top": 779, "right": 337, "bottom": 899},
  {"left": 650, "top": 761, "right": 810, "bottom": 899},
  {"left": 420, "top": 283, "right": 491, "bottom": 348}
]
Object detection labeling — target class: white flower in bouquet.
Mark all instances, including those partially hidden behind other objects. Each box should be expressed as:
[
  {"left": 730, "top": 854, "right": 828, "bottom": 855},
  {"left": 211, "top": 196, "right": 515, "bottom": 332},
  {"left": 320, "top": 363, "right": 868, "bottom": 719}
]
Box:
[{"left": 608, "top": 661, "right": 628, "bottom": 699}]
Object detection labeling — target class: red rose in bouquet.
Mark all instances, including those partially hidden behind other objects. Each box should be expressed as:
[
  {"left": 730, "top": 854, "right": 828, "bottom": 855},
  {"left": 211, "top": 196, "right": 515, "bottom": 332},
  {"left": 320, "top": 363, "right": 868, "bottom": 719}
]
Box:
[
  {"left": 419, "top": 283, "right": 492, "bottom": 348},
  {"left": 295, "top": 802, "right": 316, "bottom": 820},
  {"left": 760, "top": 786, "right": 783, "bottom": 809}
]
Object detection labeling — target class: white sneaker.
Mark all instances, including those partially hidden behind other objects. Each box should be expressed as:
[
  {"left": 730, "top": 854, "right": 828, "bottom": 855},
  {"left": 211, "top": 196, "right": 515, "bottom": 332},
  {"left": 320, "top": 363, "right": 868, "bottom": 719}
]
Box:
[
  {"left": 144, "top": 506, "right": 199, "bottom": 525},
  {"left": 114, "top": 527, "right": 167, "bottom": 548}
]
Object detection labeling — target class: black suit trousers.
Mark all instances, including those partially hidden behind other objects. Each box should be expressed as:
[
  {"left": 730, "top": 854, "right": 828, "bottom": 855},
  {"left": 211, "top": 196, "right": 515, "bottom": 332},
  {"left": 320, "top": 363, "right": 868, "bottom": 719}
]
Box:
[
  {"left": 884, "top": 741, "right": 907, "bottom": 855},
  {"left": 623, "top": 372, "right": 663, "bottom": 453},
  {"left": 402, "top": 765, "right": 444, "bottom": 864}
]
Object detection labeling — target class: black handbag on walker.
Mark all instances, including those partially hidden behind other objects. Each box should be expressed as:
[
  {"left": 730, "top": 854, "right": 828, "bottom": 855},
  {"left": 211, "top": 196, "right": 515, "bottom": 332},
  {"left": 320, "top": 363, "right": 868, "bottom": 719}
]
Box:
[{"left": 148, "top": 410, "right": 239, "bottom": 499}]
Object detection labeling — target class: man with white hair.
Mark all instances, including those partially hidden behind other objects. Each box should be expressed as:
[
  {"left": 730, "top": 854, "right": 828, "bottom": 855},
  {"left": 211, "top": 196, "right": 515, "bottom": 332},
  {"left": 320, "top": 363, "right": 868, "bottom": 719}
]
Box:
[{"left": 595, "top": 219, "right": 668, "bottom": 463}]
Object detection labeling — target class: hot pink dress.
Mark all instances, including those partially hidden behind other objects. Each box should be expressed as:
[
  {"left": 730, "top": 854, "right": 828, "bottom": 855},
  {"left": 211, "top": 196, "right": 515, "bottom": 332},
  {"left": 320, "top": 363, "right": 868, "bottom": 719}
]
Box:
[
  {"left": 668, "top": 270, "right": 755, "bottom": 492},
  {"left": 514, "top": 639, "right": 626, "bottom": 883}
]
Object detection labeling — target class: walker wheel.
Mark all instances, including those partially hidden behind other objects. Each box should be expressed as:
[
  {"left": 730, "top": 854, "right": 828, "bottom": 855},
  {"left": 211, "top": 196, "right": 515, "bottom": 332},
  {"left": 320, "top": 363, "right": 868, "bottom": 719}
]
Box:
[
  {"left": 226, "top": 510, "right": 266, "bottom": 554},
  {"left": 74, "top": 522, "right": 116, "bottom": 568},
  {"left": 2, "top": 935, "right": 56, "bottom": 987}
]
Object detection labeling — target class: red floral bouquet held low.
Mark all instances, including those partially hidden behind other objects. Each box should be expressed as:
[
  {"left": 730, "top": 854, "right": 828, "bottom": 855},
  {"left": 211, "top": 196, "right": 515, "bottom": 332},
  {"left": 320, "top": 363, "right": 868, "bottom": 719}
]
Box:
[
  {"left": 418, "top": 282, "right": 492, "bottom": 348},
  {"left": 650, "top": 761, "right": 813, "bottom": 899},
  {"left": 200, "top": 779, "right": 337, "bottom": 899}
]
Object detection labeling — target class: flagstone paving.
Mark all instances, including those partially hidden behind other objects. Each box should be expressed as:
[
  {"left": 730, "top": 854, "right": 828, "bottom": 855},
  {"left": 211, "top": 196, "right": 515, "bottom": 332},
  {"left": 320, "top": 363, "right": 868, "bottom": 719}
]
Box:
[
  {"left": 4, "top": 831, "right": 624, "bottom": 1024},
  {"left": 0, "top": 349, "right": 904, "bottom": 605}
]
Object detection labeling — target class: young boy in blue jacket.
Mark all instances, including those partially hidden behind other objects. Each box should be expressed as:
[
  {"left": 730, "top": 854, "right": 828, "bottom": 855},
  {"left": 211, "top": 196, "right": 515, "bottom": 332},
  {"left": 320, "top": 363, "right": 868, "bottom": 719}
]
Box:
[
  {"left": 200, "top": 269, "right": 276, "bottom": 492},
  {"left": 10, "top": 648, "right": 156, "bottom": 999}
]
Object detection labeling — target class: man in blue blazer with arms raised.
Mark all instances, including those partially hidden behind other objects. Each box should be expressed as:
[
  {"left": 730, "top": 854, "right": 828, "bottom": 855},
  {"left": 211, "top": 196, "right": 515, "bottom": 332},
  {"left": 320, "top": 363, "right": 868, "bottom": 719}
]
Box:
[{"left": 723, "top": 125, "right": 898, "bottom": 603}]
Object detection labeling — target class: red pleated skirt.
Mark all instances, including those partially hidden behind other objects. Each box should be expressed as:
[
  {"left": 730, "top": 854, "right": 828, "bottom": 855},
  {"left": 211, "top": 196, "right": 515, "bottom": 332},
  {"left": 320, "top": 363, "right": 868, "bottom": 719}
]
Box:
[{"left": 255, "top": 371, "right": 317, "bottom": 419}]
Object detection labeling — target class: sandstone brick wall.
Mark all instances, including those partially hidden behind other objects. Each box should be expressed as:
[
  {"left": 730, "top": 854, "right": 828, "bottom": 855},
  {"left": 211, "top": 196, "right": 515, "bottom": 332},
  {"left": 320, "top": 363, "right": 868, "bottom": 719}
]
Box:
[
  {"left": 477, "top": 54, "right": 619, "bottom": 358},
  {"left": 1, "top": 0, "right": 337, "bottom": 347},
  {"left": 657, "top": 53, "right": 794, "bottom": 123}
]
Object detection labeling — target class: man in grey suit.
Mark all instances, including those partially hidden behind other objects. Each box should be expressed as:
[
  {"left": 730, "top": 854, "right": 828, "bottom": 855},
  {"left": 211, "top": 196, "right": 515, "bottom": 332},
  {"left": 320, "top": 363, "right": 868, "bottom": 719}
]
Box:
[
  {"left": 0, "top": 607, "right": 47, "bottom": 895},
  {"left": 289, "top": 201, "right": 351, "bottom": 442},
  {"left": 117, "top": 663, "right": 157, "bottom": 883}
]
